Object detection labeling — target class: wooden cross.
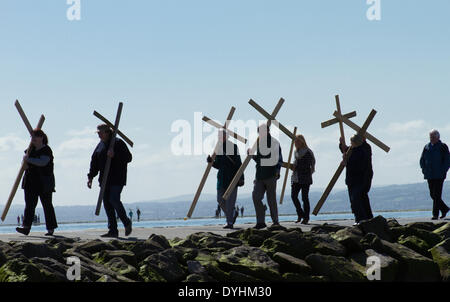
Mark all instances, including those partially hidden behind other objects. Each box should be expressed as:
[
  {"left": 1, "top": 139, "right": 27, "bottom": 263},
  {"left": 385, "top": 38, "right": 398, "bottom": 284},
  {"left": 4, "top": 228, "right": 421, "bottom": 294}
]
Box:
[
  {"left": 222, "top": 98, "right": 285, "bottom": 201},
  {"left": 321, "top": 95, "right": 357, "bottom": 144},
  {"left": 185, "top": 107, "right": 248, "bottom": 219},
  {"left": 1, "top": 100, "right": 45, "bottom": 221},
  {"left": 279, "top": 127, "right": 297, "bottom": 205},
  {"left": 312, "top": 109, "right": 389, "bottom": 215},
  {"left": 93, "top": 102, "right": 134, "bottom": 216}
]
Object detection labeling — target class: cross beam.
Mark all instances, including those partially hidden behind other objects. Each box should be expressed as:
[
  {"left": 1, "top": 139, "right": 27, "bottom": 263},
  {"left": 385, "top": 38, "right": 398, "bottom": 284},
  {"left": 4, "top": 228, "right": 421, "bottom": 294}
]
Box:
[
  {"left": 312, "top": 109, "right": 377, "bottom": 216},
  {"left": 93, "top": 102, "right": 130, "bottom": 216},
  {"left": 222, "top": 98, "right": 285, "bottom": 201},
  {"left": 279, "top": 127, "right": 297, "bottom": 205},
  {"left": 186, "top": 107, "right": 248, "bottom": 219},
  {"left": 2, "top": 100, "right": 45, "bottom": 221},
  {"left": 93, "top": 110, "right": 134, "bottom": 147}
]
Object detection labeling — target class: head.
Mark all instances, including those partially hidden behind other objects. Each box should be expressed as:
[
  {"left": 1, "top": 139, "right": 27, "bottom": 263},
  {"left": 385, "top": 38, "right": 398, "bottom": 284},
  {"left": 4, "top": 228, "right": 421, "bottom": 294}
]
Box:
[
  {"left": 429, "top": 129, "right": 440, "bottom": 144},
  {"left": 218, "top": 129, "right": 229, "bottom": 142},
  {"left": 350, "top": 134, "right": 363, "bottom": 147},
  {"left": 97, "top": 124, "right": 112, "bottom": 142},
  {"left": 295, "top": 134, "right": 308, "bottom": 150},
  {"left": 31, "top": 129, "right": 48, "bottom": 147},
  {"left": 257, "top": 123, "right": 270, "bottom": 139}
]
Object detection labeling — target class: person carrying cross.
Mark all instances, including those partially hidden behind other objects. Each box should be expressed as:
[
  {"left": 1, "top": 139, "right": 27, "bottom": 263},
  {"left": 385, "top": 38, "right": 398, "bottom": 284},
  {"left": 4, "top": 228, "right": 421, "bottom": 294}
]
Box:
[{"left": 87, "top": 124, "right": 133, "bottom": 238}]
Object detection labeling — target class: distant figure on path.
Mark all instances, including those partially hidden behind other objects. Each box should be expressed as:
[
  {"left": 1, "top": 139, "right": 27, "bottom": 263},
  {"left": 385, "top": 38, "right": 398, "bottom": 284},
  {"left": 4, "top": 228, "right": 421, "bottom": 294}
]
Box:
[
  {"left": 129, "top": 209, "right": 133, "bottom": 221},
  {"left": 16, "top": 129, "right": 58, "bottom": 236},
  {"left": 240, "top": 206, "right": 244, "bottom": 217},
  {"left": 17, "top": 216, "right": 20, "bottom": 226},
  {"left": 87, "top": 124, "right": 133, "bottom": 238},
  {"left": 340, "top": 134, "right": 373, "bottom": 225},
  {"left": 208, "top": 130, "right": 243, "bottom": 229},
  {"left": 250, "top": 124, "right": 283, "bottom": 229},
  {"left": 137, "top": 208, "right": 141, "bottom": 222},
  {"left": 420, "top": 129, "right": 450, "bottom": 220},
  {"left": 290, "top": 134, "right": 315, "bottom": 225}
]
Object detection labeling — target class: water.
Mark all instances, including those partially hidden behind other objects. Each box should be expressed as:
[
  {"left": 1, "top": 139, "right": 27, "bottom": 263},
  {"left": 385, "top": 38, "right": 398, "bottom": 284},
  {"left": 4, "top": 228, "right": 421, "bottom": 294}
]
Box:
[{"left": 0, "top": 210, "right": 432, "bottom": 234}]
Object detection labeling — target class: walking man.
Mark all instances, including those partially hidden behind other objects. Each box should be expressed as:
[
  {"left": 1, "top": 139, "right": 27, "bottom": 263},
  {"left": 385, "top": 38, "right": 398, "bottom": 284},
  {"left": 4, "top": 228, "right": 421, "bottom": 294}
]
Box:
[
  {"left": 420, "top": 129, "right": 450, "bottom": 220},
  {"left": 87, "top": 124, "right": 133, "bottom": 238},
  {"left": 250, "top": 124, "right": 283, "bottom": 229}
]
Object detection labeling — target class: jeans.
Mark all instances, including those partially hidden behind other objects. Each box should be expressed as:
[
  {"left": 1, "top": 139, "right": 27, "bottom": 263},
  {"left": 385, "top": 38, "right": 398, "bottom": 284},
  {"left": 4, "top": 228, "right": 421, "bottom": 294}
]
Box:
[
  {"left": 252, "top": 177, "right": 278, "bottom": 224},
  {"left": 427, "top": 178, "right": 449, "bottom": 218},
  {"left": 103, "top": 185, "right": 131, "bottom": 233},
  {"left": 23, "top": 189, "right": 58, "bottom": 230},
  {"left": 217, "top": 186, "right": 238, "bottom": 225},
  {"left": 348, "top": 184, "right": 371, "bottom": 223},
  {"left": 291, "top": 183, "right": 310, "bottom": 220}
]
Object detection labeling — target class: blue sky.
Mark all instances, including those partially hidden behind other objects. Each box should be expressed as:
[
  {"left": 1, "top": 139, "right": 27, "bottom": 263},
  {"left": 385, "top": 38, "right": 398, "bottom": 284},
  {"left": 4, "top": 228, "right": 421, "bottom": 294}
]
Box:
[{"left": 0, "top": 1, "right": 449, "bottom": 209}]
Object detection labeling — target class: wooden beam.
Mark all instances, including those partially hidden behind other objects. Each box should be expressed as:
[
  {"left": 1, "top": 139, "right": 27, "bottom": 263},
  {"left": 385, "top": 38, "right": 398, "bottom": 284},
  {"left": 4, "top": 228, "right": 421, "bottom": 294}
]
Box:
[
  {"left": 280, "top": 127, "right": 297, "bottom": 205},
  {"left": 335, "top": 95, "right": 346, "bottom": 145},
  {"left": 333, "top": 110, "right": 390, "bottom": 153},
  {"left": 186, "top": 107, "right": 238, "bottom": 219},
  {"left": 249, "top": 99, "right": 294, "bottom": 140},
  {"left": 202, "top": 116, "right": 247, "bottom": 144},
  {"left": 312, "top": 109, "right": 377, "bottom": 216},
  {"left": 95, "top": 103, "right": 123, "bottom": 216},
  {"left": 321, "top": 111, "right": 356, "bottom": 128},
  {"left": 2, "top": 101, "right": 45, "bottom": 221},
  {"left": 93, "top": 110, "right": 134, "bottom": 147},
  {"left": 222, "top": 98, "right": 285, "bottom": 201}
]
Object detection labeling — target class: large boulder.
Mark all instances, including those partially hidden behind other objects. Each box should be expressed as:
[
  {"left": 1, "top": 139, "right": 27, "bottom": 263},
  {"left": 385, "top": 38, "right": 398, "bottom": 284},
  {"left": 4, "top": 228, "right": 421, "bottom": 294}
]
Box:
[
  {"left": 350, "top": 249, "right": 400, "bottom": 282},
  {"left": 9, "top": 242, "right": 63, "bottom": 261},
  {"left": 398, "top": 235, "right": 431, "bottom": 257},
  {"left": 30, "top": 257, "right": 70, "bottom": 282},
  {"left": 305, "top": 253, "right": 366, "bottom": 282},
  {"left": 146, "top": 234, "right": 172, "bottom": 250},
  {"left": 139, "top": 249, "right": 186, "bottom": 282},
  {"left": 216, "top": 246, "right": 281, "bottom": 281},
  {"left": 73, "top": 240, "right": 116, "bottom": 255},
  {"left": 433, "top": 223, "right": 450, "bottom": 240},
  {"left": 187, "top": 232, "right": 242, "bottom": 251},
  {"left": 104, "top": 257, "right": 139, "bottom": 280},
  {"left": 405, "top": 222, "right": 442, "bottom": 232},
  {"left": 429, "top": 238, "right": 450, "bottom": 281},
  {"left": 310, "top": 223, "right": 346, "bottom": 234},
  {"left": 0, "top": 258, "right": 47, "bottom": 282},
  {"left": 358, "top": 216, "right": 394, "bottom": 242},
  {"left": 227, "top": 228, "right": 274, "bottom": 247},
  {"left": 195, "top": 251, "right": 229, "bottom": 282},
  {"left": 360, "top": 233, "right": 441, "bottom": 281},
  {"left": 331, "top": 227, "right": 364, "bottom": 253},
  {"left": 93, "top": 250, "right": 138, "bottom": 268},
  {"left": 390, "top": 226, "right": 443, "bottom": 247},
  {"left": 272, "top": 252, "right": 312, "bottom": 275}
]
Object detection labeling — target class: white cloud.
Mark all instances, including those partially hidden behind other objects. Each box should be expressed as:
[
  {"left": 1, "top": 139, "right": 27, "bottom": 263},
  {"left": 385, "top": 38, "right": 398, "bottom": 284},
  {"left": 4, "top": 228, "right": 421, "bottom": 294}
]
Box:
[
  {"left": 0, "top": 134, "right": 29, "bottom": 152},
  {"left": 387, "top": 120, "right": 427, "bottom": 133}
]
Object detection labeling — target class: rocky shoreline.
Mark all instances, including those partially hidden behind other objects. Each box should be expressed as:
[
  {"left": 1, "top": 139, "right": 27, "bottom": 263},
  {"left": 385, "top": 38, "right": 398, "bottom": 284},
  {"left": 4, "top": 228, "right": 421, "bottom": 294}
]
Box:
[{"left": 0, "top": 216, "right": 448, "bottom": 282}]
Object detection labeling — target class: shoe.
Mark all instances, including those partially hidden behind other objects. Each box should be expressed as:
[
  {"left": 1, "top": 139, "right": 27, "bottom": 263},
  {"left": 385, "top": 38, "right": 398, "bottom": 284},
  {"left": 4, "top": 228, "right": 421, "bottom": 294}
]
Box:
[
  {"left": 431, "top": 217, "right": 438, "bottom": 221},
  {"left": 301, "top": 218, "right": 309, "bottom": 225},
  {"left": 353, "top": 222, "right": 360, "bottom": 226},
  {"left": 223, "top": 224, "right": 233, "bottom": 229},
  {"left": 271, "top": 222, "right": 280, "bottom": 227},
  {"left": 254, "top": 223, "right": 267, "bottom": 229},
  {"left": 125, "top": 222, "right": 132, "bottom": 236},
  {"left": 100, "top": 231, "right": 118, "bottom": 238},
  {"left": 45, "top": 229, "right": 54, "bottom": 236},
  {"left": 440, "top": 209, "right": 449, "bottom": 219},
  {"left": 16, "top": 227, "right": 30, "bottom": 236}
]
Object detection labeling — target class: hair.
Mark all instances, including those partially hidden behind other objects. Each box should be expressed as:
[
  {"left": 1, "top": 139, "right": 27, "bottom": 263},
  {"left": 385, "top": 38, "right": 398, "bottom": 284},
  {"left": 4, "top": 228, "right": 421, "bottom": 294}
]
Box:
[
  {"left": 32, "top": 129, "right": 48, "bottom": 145},
  {"left": 350, "top": 134, "right": 363, "bottom": 146},
  {"left": 295, "top": 134, "right": 308, "bottom": 149},
  {"left": 97, "top": 124, "right": 113, "bottom": 135},
  {"left": 430, "top": 129, "right": 440, "bottom": 139}
]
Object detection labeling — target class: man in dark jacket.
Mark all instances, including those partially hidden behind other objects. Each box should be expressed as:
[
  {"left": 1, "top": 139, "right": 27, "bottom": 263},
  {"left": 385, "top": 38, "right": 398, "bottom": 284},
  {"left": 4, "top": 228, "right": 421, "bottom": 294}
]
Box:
[
  {"left": 87, "top": 124, "right": 133, "bottom": 238},
  {"left": 420, "top": 129, "right": 450, "bottom": 220},
  {"left": 208, "top": 130, "right": 243, "bottom": 229},
  {"left": 340, "top": 134, "right": 373, "bottom": 224},
  {"left": 250, "top": 124, "right": 283, "bottom": 229}
]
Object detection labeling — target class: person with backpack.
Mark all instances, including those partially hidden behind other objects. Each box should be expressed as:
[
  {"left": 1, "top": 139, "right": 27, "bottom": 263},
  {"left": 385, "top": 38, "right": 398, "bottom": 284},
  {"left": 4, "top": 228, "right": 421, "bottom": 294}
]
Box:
[{"left": 420, "top": 129, "right": 450, "bottom": 220}]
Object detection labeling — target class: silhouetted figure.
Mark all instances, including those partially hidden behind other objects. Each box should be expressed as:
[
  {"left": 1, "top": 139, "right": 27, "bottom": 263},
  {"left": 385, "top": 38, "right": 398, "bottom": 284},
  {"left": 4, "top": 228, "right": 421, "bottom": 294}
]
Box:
[
  {"left": 137, "top": 208, "right": 141, "bottom": 222},
  {"left": 17, "top": 216, "right": 20, "bottom": 226},
  {"left": 129, "top": 210, "right": 133, "bottom": 221},
  {"left": 291, "top": 135, "right": 315, "bottom": 225},
  {"left": 420, "top": 129, "right": 450, "bottom": 220},
  {"left": 240, "top": 206, "right": 244, "bottom": 217}
]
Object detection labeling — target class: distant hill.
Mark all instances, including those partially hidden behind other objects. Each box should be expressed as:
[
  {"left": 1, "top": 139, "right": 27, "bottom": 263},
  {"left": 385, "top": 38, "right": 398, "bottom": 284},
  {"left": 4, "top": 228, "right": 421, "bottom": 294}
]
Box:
[{"left": 1, "top": 181, "right": 448, "bottom": 225}]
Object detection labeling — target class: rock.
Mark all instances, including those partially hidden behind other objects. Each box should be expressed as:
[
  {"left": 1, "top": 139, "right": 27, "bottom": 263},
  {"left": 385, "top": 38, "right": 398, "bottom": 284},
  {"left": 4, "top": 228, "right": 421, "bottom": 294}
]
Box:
[
  {"left": 9, "top": 242, "right": 63, "bottom": 261},
  {"left": 433, "top": 223, "right": 450, "bottom": 240},
  {"left": 390, "top": 226, "right": 443, "bottom": 247},
  {"left": 171, "top": 246, "right": 199, "bottom": 266},
  {"left": 30, "top": 257, "right": 69, "bottom": 282},
  {"left": 429, "top": 238, "right": 450, "bottom": 281},
  {"left": 195, "top": 251, "right": 230, "bottom": 282},
  {"left": 405, "top": 222, "right": 441, "bottom": 232},
  {"left": 0, "top": 250, "right": 7, "bottom": 267},
  {"left": 187, "top": 260, "right": 207, "bottom": 275},
  {"left": 227, "top": 228, "right": 273, "bottom": 247},
  {"left": 140, "top": 249, "right": 186, "bottom": 282},
  {"left": 96, "top": 275, "right": 118, "bottom": 282},
  {"left": 311, "top": 223, "right": 346, "bottom": 234},
  {"left": 358, "top": 216, "right": 394, "bottom": 242},
  {"left": 184, "top": 273, "right": 214, "bottom": 282},
  {"left": 386, "top": 218, "right": 401, "bottom": 228},
  {"left": 272, "top": 252, "right": 312, "bottom": 275},
  {"left": 305, "top": 253, "right": 366, "bottom": 282},
  {"left": 0, "top": 258, "right": 47, "bottom": 282},
  {"left": 187, "top": 232, "right": 242, "bottom": 251},
  {"left": 104, "top": 257, "right": 139, "bottom": 280},
  {"left": 350, "top": 249, "right": 399, "bottom": 282},
  {"left": 147, "top": 234, "right": 172, "bottom": 250},
  {"left": 267, "top": 224, "right": 288, "bottom": 232},
  {"left": 282, "top": 273, "right": 329, "bottom": 282},
  {"left": 306, "top": 233, "right": 347, "bottom": 257},
  {"left": 171, "top": 239, "right": 198, "bottom": 249},
  {"left": 93, "top": 250, "right": 138, "bottom": 267},
  {"left": 331, "top": 227, "right": 364, "bottom": 253},
  {"left": 228, "top": 271, "right": 261, "bottom": 282},
  {"left": 217, "top": 246, "right": 281, "bottom": 281},
  {"left": 73, "top": 240, "right": 116, "bottom": 255},
  {"left": 361, "top": 233, "right": 441, "bottom": 281},
  {"left": 127, "top": 240, "right": 167, "bottom": 263},
  {"left": 398, "top": 235, "right": 431, "bottom": 257}
]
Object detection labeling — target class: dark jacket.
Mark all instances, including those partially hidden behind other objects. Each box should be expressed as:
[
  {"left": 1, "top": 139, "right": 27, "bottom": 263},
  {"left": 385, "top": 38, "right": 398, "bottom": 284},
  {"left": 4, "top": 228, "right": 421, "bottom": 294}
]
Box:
[
  {"left": 252, "top": 135, "right": 283, "bottom": 181},
  {"left": 88, "top": 138, "right": 132, "bottom": 186},
  {"left": 420, "top": 140, "right": 450, "bottom": 180},
  {"left": 340, "top": 142, "right": 372, "bottom": 187},
  {"left": 292, "top": 149, "right": 314, "bottom": 185},
  {"left": 22, "top": 145, "right": 55, "bottom": 193},
  {"left": 212, "top": 141, "right": 243, "bottom": 190}
]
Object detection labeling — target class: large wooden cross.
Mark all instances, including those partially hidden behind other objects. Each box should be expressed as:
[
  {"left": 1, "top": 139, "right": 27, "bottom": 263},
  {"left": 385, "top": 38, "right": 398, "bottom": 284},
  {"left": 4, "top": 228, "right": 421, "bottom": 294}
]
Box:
[
  {"left": 185, "top": 107, "right": 248, "bottom": 219},
  {"left": 312, "top": 108, "right": 390, "bottom": 215},
  {"left": 93, "top": 102, "right": 134, "bottom": 216},
  {"left": 279, "top": 127, "right": 297, "bottom": 205},
  {"left": 1, "top": 100, "right": 45, "bottom": 221},
  {"left": 222, "top": 98, "right": 287, "bottom": 201}
]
